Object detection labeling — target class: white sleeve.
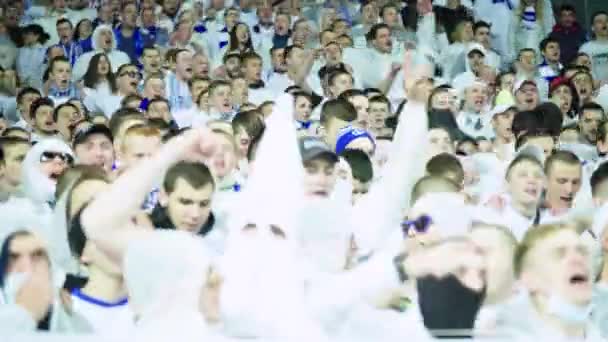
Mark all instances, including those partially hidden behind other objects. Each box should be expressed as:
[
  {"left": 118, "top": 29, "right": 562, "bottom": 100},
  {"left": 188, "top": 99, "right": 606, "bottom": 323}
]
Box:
[{"left": 0, "top": 304, "right": 37, "bottom": 333}]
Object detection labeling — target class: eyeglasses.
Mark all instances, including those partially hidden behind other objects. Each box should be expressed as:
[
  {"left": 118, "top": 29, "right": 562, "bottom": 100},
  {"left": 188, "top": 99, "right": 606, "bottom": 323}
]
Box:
[
  {"left": 119, "top": 71, "right": 142, "bottom": 79},
  {"left": 40, "top": 151, "right": 74, "bottom": 165},
  {"left": 401, "top": 215, "right": 432, "bottom": 236}
]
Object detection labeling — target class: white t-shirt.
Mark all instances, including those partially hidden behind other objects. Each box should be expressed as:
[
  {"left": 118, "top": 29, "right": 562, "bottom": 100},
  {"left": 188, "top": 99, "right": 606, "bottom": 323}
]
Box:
[
  {"left": 580, "top": 40, "right": 608, "bottom": 83},
  {"left": 70, "top": 288, "right": 134, "bottom": 332}
]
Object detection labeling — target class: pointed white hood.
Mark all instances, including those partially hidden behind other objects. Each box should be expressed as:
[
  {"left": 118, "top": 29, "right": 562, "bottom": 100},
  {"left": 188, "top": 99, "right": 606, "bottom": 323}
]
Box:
[
  {"left": 90, "top": 24, "right": 117, "bottom": 52},
  {"left": 21, "top": 138, "right": 73, "bottom": 205}
]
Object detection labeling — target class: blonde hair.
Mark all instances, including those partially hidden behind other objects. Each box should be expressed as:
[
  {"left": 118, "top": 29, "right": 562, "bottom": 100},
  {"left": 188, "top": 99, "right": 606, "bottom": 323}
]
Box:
[
  {"left": 513, "top": 224, "right": 573, "bottom": 276},
  {"left": 121, "top": 125, "right": 162, "bottom": 151}
]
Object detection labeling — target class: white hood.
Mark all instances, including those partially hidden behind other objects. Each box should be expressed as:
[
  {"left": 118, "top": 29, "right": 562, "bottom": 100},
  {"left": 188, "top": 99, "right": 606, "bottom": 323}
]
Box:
[
  {"left": 21, "top": 138, "right": 73, "bottom": 205},
  {"left": 90, "top": 24, "right": 117, "bottom": 51},
  {"left": 123, "top": 230, "right": 210, "bottom": 339}
]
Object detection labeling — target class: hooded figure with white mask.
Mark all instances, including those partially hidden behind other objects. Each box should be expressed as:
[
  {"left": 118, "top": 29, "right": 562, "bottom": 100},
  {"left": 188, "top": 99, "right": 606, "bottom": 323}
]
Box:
[
  {"left": 72, "top": 25, "right": 130, "bottom": 82},
  {"left": 0, "top": 139, "right": 74, "bottom": 268},
  {"left": 0, "top": 214, "right": 92, "bottom": 333}
]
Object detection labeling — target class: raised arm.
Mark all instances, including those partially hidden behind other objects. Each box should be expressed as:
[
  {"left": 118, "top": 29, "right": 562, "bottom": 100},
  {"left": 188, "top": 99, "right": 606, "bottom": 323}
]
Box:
[
  {"left": 352, "top": 56, "right": 431, "bottom": 254},
  {"left": 81, "top": 127, "right": 218, "bottom": 262}
]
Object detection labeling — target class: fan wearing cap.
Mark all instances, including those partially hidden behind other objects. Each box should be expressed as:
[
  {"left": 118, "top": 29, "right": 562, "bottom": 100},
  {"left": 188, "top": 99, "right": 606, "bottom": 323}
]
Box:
[
  {"left": 514, "top": 80, "right": 540, "bottom": 111},
  {"left": 456, "top": 81, "right": 493, "bottom": 139},
  {"left": 490, "top": 105, "right": 517, "bottom": 157},
  {"left": 452, "top": 44, "right": 487, "bottom": 92},
  {"left": 72, "top": 122, "right": 115, "bottom": 175},
  {"left": 299, "top": 137, "right": 340, "bottom": 198}
]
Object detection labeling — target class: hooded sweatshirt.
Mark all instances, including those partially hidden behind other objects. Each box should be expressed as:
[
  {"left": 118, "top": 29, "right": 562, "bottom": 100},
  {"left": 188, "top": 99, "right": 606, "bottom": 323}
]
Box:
[{"left": 72, "top": 25, "right": 131, "bottom": 82}]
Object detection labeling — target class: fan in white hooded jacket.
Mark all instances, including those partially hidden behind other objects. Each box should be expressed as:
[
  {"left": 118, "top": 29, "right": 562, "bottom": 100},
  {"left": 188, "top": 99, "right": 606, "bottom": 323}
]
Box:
[{"left": 72, "top": 25, "right": 130, "bottom": 82}]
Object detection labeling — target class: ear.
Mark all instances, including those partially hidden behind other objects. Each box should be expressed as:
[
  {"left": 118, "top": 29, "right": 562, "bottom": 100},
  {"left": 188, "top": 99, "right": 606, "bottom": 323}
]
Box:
[{"left": 158, "top": 187, "right": 169, "bottom": 207}]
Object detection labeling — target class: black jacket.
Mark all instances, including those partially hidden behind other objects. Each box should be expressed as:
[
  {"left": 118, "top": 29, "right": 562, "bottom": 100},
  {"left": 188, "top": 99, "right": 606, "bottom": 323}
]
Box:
[{"left": 149, "top": 204, "right": 215, "bottom": 237}]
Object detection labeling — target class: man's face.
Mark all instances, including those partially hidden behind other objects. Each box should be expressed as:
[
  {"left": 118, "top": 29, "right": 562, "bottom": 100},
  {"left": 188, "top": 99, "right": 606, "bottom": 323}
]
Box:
[
  {"left": 579, "top": 109, "right": 603, "bottom": 144},
  {"left": 469, "top": 228, "right": 515, "bottom": 304},
  {"left": 303, "top": 156, "right": 337, "bottom": 198},
  {"left": 271, "top": 48, "right": 286, "bottom": 71},
  {"left": 332, "top": 20, "right": 349, "bottom": 36},
  {"left": 235, "top": 127, "right": 250, "bottom": 159},
  {"left": 515, "top": 84, "right": 539, "bottom": 111},
  {"left": 51, "top": 61, "right": 72, "bottom": 88},
  {"left": 542, "top": 42, "right": 560, "bottom": 64},
  {"left": 464, "top": 84, "right": 487, "bottom": 113},
  {"left": 592, "top": 14, "right": 608, "bottom": 38},
  {"left": 551, "top": 85, "right": 573, "bottom": 114},
  {"left": 164, "top": 179, "right": 213, "bottom": 232},
  {"left": 524, "top": 229, "right": 593, "bottom": 307},
  {"left": 559, "top": 10, "right": 576, "bottom": 28},
  {"left": 324, "top": 43, "right": 342, "bottom": 64},
  {"left": 468, "top": 52, "right": 485, "bottom": 73},
  {"left": 117, "top": 66, "right": 141, "bottom": 94},
  {"left": 286, "top": 47, "right": 304, "bottom": 70},
  {"left": 176, "top": 51, "right": 194, "bottom": 81},
  {"left": 144, "top": 78, "right": 166, "bottom": 99},
  {"left": 75, "top": 134, "right": 115, "bottom": 173},
  {"left": 141, "top": 7, "right": 157, "bottom": 27},
  {"left": 572, "top": 73, "right": 594, "bottom": 101},
  {"left": 369, "top": 102, "right": 389, "bottom": 130},
  {"left": 242, "top": 58, "right": 262, "bottom": 82},
  {"left": 57, "top": 22, "right": 73, "bottom": 43},
  {"left": 97, "top": 29, "right": 114, "bottom": 50},
  {"left": 381, "top": 7, "right": 398, "bottom": 27},
  {"left": 207, "top": 134, "right": 236, "bottom": 179},
  {"left": 40, "top": 151, "right": 72, "bottom": 181},
  {"left": 373, "top": 27, "right": 392, "bottom": 53},
  {"left": 428, "top": 128, "right": 454, "bottom": 157},
  {"left": 121, "top": 135, "right": 162, "bottom": 170},
  {"left": 56, "top": 105, "right": 82, "bottom": 139},
  {"left": 99, "top": 3, "right": 112, "bottom": 21},
  {"left": 274, "top": 14, "right": 290, "bottom": 35},
  {"left": 349, "top": 95, "right": 369, "bottom": 130},
  {"left": 361, "top": 3, "right": 378, "bottom": 24},
  {"left": 492, "top": 110, "right": 515, "bottom": 141},
  {"left": 351, "top": 178, "right": 370, "bottom": 204},
  {"left": 147, "top": 101, "right": 171, "bottom": 123},
  {"left": 294, "top": 95, "right": 312, "bottom": 122},
  {"left": 230, "top": 78, "right": 248, "bottom": 105},
  {"left": 211, "top": 85, "right": 233, "bottom": 113},
  {"left": 34, "top": 105, "right": 56, "bottom": 133},
  {"left": 519, "top": 51, "right": 537, "bottom": 72},
  {"left": 162, "top": 0, "right": 180, "bottom": 15},
  {"left": 320, "top": 31, "right": 337, "bottom": 47},
  {"left": 190, "top": 80, "right": 209, "bottom": 103},
  {"left": 141, "top": 49, "right": 161, "bottom": 74},
  {"left": 225, "top": 9, "right": 240, "bottom": 29},
  {"left": 19, "top": 92, "right": 40, "bottom": 123},
  {"left": 6, "top": 234, "right": 50, "bottom": 274},
  {"left": 224, "top": 56, "right": 241, "bottom": 79},
  {"left": 507, "top": 160, "right": 544, "bottom": 207},
  {"left": 546, "top": 161, "right": 582, "bottom": 210},
  {"left": 122, "top": 4, "right": 138, "bottom": 27},
  {"left": 329, "top": 74, "right": 353, "bottom": 98},
  {"left": 474, "top": 27, "right": 491, "bottom": 46},
  {"left": 2, "top": 143, "right": 30, "bottom": 188},
  {"left": 193, "top": 54, "right": 209, "bottom": 78}
]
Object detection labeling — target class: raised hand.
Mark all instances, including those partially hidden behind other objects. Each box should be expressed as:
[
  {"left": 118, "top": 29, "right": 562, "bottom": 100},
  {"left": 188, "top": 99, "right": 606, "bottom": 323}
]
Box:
[{"left": 15, "top": 264, "right": 54, "bottom": 323}]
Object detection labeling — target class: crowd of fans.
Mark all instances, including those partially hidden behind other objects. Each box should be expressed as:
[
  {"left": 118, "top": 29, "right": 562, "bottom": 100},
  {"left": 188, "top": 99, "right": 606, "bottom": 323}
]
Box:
[{"left": 1, "top": 0, "right": 608, "bottom": 340}]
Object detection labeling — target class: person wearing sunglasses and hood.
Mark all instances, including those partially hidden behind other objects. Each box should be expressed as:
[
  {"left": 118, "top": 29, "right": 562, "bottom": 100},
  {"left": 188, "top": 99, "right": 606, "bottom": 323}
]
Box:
[
  {"left": 72, "top": 24, "right": 130, "bottom": 82},
  {"left": 0, "top": 138, "right": 74, "bottom": 246}
]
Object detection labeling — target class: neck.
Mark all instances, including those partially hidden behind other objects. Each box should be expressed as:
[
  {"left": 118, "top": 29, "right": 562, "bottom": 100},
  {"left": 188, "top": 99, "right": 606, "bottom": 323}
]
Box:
[
  {"left": 121, "top": 26, "right": 135, "bottom": 36},
  {"left": 287, "top": 68, "right": 298, "bottom": 81},
  {"left": 534, "top": 299, "right": 587, "bottom": 339},
  {"left": 81, "top": 267, "right": 126, "bottom": 303},
  {"left": 511, "top": 198, "right": 537, "bottom": 218}
]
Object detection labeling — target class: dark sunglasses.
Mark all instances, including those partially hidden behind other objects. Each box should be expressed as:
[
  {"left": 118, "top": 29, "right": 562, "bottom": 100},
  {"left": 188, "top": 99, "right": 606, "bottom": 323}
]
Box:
[
  {"left": 40, "top": 151, "right": 74, "bottom": 164},
  {"left": 401, "top": 215, "right": 432, "bottom": 236},
  {"left": 119, "top": 71, "right": 142, "bottom": 79}
]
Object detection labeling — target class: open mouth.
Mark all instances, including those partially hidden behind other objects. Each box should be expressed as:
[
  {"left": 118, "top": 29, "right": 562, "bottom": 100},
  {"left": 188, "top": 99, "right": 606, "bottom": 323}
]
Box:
[
  {"left": 560, "top": 195, "right": 574, "bottom": 204},
  {"left": 150, "top": 63, "right": 158, "bottom": 69},
  {"left": 49, "top": 171, "right": 62, "bottom": 181},
  {"left": 569, "top": 273, "right": 589, "bottom": 286},
  {"left": 580, "top": 88, "right": 589, "bottom": 95},
  {"left": 129, "top": 80, "right": 138, "bottom": 87},
  {"left": 60, "top": 79, "right": 68, "bottom": 86},
  {"left": 312, "top": 190, "right": 329, "bottom": 197},
  {"left": 185, "top": 67, "right": 193, "bottom": 73},
  {"left": 524, "top": 187, "right": 539, "bottom": 197}
]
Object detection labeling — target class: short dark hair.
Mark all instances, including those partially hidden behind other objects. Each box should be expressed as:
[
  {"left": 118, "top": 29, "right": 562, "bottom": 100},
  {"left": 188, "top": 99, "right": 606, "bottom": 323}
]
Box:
[
  {"left": 53, "top": 102, "right": 79, "bottom": 122},
  {"left": 17, "top": 87, "right": 41, "bottom": 105},
  {"left": 591, "top": 11, "right": 608, "bottom": 24},
  {"left": 108, "top": 107, "right": 144, "bottom": 136},
  {"left": 240, "top": 51, "right": 262, "bottom": 65},
  {"left": 473, "top": 21, "right": 491, "bottom": 34},
  {"left": 592, "top": 162, "right": 608, "bottom": 196},
  {"left": 380, "top": 3, "right": 398, "bottom": 18},
  {"left": 366, "top": 23, "right": 390, "bottom": 42},
  {"left": 369, "top": 94, "right": 391, "bottom": 109},
  {"left": 231, "top": 110, "right": 265, "bottom": 139},
  {"left": 56, "top": 18, "right": 72, "bottom": 28},
  {"left": 320, "top": 98, "right": 357, "bottom": 125},
  {"left": 208, "top": 80, "right": 231, "bottom": 96},
  {"left": 544, "top": 150, "right": 580, "bottom": 176},
  {"left": 340, "top": 149, "right": 373, "bottom": 183},
  {"left": 558, "top": 4, "right": 576, "bottom": 14},
  {"left": 539, "top": 37, "right": 559, "bottom": 52},
  {"left": 30, "top": 97, "right": 55, "bottom": 120},
  {"left": 49, "top": 56, "right": 70, "bottom": 73},
  {"left": 426, "top": 153, "right": 465, "bottom": 186},
  {"left": 284, "top": 45, "right": 302, "bottom": 60},
  {"left": 164, "top": 161, "right": 215, "bottom": 194},
  {"left": 338, "top": 88, "right": 365, "bottom": 101},
  {"left": 328, "top": 70, "right": 353, "bottom": 87},
  {"left": 598, "top": 121, "right": 608, "bottom": 143},
  {"left": 581, "top": 102, "right": 605, "bottom": 116}
]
